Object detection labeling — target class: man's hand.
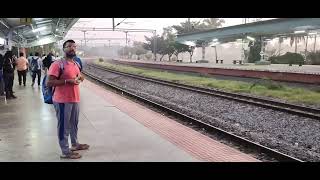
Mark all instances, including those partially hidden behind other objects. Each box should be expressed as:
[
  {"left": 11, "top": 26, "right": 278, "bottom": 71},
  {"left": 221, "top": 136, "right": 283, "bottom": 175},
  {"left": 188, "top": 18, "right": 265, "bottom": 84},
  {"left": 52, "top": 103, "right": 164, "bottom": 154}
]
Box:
[
  {"left": 79, "top": 75, "right": 84, "bottom": 82},
  {"left": 67, "top": 79, "right": 80, "bottom": 85}
]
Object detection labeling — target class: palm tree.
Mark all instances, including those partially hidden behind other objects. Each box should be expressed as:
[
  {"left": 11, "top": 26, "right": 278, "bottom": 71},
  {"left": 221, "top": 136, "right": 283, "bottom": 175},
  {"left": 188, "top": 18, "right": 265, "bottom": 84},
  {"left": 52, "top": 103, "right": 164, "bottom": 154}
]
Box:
[{"left": 201, "top": 18, "right": 225, "bottom": 29}]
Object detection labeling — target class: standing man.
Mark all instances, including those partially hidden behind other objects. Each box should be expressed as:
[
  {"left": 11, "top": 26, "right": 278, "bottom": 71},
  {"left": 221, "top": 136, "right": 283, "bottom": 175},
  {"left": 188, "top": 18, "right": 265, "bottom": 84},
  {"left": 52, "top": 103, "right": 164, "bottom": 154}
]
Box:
[
  {"left": 0, "top": 54, "right": 5, "bottom": 96},
  {"left": 47, "top": 40, "right": 89, "bottom": 159},
  {"left": 2, "top": 51, "right": 16, "bottom": 99},
  {"left": 16, "top": 52, "right": 29, "bottom": 86},
  {"left": 43, "top": 51, "right": 54, "bottom": 74}
]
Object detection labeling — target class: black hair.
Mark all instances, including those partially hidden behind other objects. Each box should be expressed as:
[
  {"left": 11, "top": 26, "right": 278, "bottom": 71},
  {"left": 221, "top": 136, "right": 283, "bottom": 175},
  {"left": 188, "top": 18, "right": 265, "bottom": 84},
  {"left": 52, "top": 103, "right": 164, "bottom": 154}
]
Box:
[
  {"left": 4, "top": 50, "right": 13, "bottom": 60},
  {"left": 20, "top": 52, "right": 24, "bottom": 57},
  {"left": 63, "top": 39, "right": 75, "bottom": 49},
  {"left": 29, "top": 53, "right": 33, "bottom": 56},
  {"left": 35, "top": 52, "right": 39, "bottom": 56}
]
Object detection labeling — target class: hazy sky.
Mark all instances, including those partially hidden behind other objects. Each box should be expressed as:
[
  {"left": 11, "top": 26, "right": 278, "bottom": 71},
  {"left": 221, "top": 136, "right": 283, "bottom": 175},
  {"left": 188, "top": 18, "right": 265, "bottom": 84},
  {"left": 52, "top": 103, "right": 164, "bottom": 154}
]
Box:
[{"left": 65, "top": 18, "right": 275, "bottom": 46}]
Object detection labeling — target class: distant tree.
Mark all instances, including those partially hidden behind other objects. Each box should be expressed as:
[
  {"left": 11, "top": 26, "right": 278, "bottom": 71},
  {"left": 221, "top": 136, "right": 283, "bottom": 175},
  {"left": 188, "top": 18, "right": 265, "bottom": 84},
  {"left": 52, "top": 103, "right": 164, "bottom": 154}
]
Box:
[
  {"left": 143, "top": 35, "right": 167, "bottom": 61},
  {"left": 162, "top": 27, "right": 178, "bottom": 61},
  {"left": 132, "top": 41, "right": 147, "bottom": 59},
  {"left": 200, "top": 18, "right": 225, "bottom": 29},
  {"left": 173, "top": 18, "right": 225, "bottom": 61},
  {"left": 173, "top": 42, "right": 190, "bottom": 60}
]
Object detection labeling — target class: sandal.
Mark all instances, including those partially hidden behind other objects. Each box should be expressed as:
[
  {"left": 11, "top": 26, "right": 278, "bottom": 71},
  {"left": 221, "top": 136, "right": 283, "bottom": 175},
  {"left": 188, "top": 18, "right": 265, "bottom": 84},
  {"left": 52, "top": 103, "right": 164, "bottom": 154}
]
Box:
[
  {"left": 60, "top": 151, "right": 82, "bottom": 159},
  {"left": 70, "top": 144, "right": 90, "bottom": 151}
]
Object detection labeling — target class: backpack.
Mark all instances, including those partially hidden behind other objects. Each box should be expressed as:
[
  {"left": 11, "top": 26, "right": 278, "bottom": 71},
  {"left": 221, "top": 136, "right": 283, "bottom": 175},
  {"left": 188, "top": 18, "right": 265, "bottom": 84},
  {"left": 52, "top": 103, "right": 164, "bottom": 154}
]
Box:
[
  {"left": 42, "top": 60, "right": 81, "bottom": 104},
  {"left": 31, "top": 57, "right": 39, "bottom": 71},
  {"left": 74, "top": 56, "right": 83, "bottom": 72}
]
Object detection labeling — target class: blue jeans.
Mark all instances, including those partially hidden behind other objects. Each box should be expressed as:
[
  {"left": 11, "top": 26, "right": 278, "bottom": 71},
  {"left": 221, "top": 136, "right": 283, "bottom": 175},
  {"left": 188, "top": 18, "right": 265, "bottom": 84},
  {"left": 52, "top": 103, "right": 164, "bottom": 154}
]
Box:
[{"left": 53, "top": 102, "right": 80, "bottom": 155}]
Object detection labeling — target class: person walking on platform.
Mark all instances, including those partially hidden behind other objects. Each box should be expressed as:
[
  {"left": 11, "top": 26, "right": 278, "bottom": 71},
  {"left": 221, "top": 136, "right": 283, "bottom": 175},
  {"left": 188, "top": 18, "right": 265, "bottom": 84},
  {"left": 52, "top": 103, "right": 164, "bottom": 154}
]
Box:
[
  {"left": 27, "top": 53, "right": 33, "bottom": 69},
  {"left": 0, "top": 54, "right": 5, "bottom": 96},
  {"left": 47, "top": 39, "right": 89, "bottom": 159},
  {"left": 2, "top": 51, "right": 16, "bottom": 99},
  {"left": 15, "top": 52, "right": 29, "bottom": 86},
  {"left": 43, "top": 51, "right": 54, "bottom": 74},
  {"left": 30, "top": 52, "right": 42, "bottom": 86}
]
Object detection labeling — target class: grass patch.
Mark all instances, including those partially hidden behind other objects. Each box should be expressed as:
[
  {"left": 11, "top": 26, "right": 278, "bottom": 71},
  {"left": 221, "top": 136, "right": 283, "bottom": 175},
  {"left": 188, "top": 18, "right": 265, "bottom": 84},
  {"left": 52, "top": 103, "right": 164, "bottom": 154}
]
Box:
[{"left": 94, "top": 60, "right": 320, "bottom": 106}]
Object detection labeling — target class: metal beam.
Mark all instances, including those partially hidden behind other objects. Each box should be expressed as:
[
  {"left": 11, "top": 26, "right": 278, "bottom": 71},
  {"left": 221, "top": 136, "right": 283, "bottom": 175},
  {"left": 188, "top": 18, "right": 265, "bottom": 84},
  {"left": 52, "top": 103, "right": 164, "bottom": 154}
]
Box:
[
  {"left": 68, "top": 37, "right": 126, "bottom": 40},
  {"left": 70, "top": 27, "right": 155, "bottom": 32},
  {"left": 177, "top": 18, "right": 320, "bottom": 44}
]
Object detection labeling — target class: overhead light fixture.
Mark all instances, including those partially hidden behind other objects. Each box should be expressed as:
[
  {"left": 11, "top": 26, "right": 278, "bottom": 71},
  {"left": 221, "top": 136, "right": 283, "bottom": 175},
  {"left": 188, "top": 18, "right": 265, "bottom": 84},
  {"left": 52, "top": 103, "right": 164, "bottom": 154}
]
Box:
[
  {"left": 34, "top": 18, "right": 44, "bottom": 21},
  {"left": 308, "top": 32, "right": 317, "bottom": 35},
  {"left": 184, "top": 41, "right": 195, "bottom": 46},
  {"left": 294, "top": 30, "right": 305, "bottom": 34},
  {"left": 0, "top": 37, "right": 5, "bottom": 45},
  {"left": 32, "top": 26, "right": 47, "bottom": 33},
  {"left": 210, "top": 42, "right": 220, "bottom": 46},
  {"left": 38, "top": 37, "right": 53, "bottom": 45},
  {"left": 212, "top": 38, "right": 218, "bottom": 42},
  {"left": 35, "top": 19, "right": 52, "bottom": 24},
  {"left": 273, "top": 37, "right": 279, "bottom": 40},
  {"left": 56, "top": 28, "right": 58, "bottom": 31},
  {"left": 265, "top": 38, "right": 272, "bottom": 41},
  {"left": 246, "top": 36, "right": 255, "bottom": 41},
  {"left": 36, "top": 35, "right": 39, "bottom": 38}
]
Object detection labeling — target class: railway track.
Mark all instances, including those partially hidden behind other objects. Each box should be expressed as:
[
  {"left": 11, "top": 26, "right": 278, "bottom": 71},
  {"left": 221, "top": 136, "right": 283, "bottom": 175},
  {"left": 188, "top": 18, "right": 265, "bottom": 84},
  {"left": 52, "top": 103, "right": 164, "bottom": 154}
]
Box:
[
  {"left": 83, "top": 64, "right": 304, "bottom": 162},
  {"left": 86, "top": 63, "right": 320, "bottom": 120}
]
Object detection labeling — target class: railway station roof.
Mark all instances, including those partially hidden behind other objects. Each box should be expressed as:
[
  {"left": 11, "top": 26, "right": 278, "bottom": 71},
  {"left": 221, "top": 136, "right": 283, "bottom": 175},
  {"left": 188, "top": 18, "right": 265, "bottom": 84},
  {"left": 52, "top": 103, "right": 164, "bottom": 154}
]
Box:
[
  {"left": 176, "top": 18, "right": 320, "bottom": 46},
  {"left": 0, "top": 18, "right": 79, "bottom": 47}
]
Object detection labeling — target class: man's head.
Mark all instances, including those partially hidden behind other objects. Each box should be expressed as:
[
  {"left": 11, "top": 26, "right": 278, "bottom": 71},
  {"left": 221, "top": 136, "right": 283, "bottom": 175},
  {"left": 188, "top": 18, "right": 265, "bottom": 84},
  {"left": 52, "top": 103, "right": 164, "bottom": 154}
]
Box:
[
  {"left": 20, "top": 52, "right": 24, "bottom": 57},
  {"left": 35, "top": 52, "right": 39, "bottom": 57},
  {"left": 4, "top": 50, "right": 13, "bottom": 59},
  {"left": 63, "top": 39, "right": 76, "bottom": 58}
]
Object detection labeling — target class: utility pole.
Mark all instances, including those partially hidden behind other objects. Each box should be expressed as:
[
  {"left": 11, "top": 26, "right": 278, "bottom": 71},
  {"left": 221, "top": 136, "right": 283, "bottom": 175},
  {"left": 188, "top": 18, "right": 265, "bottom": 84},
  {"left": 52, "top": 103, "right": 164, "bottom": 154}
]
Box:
[
  {"left": 125, "top": 31, "right": 128, "bottom": 46},
  {"left": 112, "top": 18, "right": 115, "bottom": 31},
  {"left": 314, "top": 35, "right": 317, "bottom": 52},
  {"left": 82, "top": 30, "right": 87, "bottom": 47}
]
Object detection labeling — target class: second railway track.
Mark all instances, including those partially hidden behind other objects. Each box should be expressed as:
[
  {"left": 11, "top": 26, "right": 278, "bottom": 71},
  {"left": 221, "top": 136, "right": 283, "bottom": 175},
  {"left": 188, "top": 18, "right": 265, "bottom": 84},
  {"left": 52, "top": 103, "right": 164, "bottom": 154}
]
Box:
[
  {"left": 83, "top": 63, "right": 306, "bottom": 162},
  {"left": 86, "top": 63, "right": 320, "bottom": 120}
]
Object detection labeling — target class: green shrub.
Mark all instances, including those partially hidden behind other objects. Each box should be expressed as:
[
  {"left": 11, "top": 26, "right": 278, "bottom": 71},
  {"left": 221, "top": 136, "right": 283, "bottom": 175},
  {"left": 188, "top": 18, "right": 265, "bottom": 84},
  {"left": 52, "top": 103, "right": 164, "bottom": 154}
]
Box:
[
  {"left": 269, "top": 52, "right": 304, "bottom": 65},
  {"left": 306, "top": 51, "right": 320, "bottom": 65},
  {"left": 250, "top": 78, "right": 284, "bottom": 90}
]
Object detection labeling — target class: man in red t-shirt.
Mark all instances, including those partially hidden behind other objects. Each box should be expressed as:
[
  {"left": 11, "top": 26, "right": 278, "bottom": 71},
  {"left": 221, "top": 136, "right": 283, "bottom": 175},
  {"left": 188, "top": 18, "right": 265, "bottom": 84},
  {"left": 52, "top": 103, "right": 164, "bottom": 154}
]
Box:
[{"left": 47, "top": 39, "right": 89, "bottom": 159}]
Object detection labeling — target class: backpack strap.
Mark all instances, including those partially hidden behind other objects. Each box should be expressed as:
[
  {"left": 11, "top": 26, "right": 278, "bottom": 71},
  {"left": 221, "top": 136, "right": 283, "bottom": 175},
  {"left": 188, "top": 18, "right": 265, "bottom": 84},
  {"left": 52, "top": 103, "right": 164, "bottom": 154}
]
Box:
[
  {"left": 52, "top": 60, "right": 65, "bottom": 95},
  {"left": 57, "top": 60, "right": 64, "bottom": 80},
  {"left": 72, "top": 59, "right": 81, "bottom": 71}
]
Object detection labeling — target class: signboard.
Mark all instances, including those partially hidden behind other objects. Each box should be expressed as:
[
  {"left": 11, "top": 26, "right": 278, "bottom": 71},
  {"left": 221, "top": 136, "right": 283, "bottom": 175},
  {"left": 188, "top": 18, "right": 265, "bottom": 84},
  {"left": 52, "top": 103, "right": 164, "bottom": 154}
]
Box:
[{"left": 20, "top": 18, "right": 32, "bottom": 25}]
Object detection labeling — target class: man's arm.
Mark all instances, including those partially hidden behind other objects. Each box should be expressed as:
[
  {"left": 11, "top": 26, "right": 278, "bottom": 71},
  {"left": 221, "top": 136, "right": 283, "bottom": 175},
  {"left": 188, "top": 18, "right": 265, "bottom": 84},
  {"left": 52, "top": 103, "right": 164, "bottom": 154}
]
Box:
[{"left": 47, "top": 75, "right": 80, "bottom": 87}]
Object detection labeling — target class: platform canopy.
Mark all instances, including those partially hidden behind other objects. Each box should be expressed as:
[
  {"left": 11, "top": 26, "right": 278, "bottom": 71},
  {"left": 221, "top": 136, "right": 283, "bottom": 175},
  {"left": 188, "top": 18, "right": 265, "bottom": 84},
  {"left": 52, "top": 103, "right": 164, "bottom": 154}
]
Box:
[
  {"left": 0, "top": 18, "right": 79, "bottom": 47},
  {"left": 176, "top": 18, "right": 320, "bottom": 46}
]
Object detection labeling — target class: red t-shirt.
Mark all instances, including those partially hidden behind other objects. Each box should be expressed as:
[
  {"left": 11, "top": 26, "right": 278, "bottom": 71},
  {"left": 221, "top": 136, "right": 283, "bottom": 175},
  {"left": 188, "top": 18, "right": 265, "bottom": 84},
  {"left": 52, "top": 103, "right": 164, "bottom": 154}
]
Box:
[{"left": 48, "top": 60, "right": 81, "bottom": 103}]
